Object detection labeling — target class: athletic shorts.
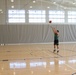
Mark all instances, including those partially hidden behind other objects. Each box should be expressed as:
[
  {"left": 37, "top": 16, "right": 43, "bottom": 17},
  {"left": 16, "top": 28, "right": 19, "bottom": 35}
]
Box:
[{"left": 54, "top": 40, "right": 59, "bottom": 45}]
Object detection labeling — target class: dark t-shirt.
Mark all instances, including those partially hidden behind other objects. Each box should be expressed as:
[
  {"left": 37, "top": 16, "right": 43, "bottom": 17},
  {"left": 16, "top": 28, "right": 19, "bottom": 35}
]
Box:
[{"left": 54, "top": 33, "right": 59, "bottom": 40}]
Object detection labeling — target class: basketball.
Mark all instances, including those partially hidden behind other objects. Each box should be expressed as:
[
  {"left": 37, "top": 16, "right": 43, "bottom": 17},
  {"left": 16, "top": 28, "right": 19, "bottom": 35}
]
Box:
[{"left": 49, "top": 20, "right": 52, "bottom": 23}]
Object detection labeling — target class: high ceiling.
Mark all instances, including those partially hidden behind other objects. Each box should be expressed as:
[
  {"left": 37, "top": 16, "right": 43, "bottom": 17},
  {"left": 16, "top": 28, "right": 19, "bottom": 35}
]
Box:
[{"left": 0, "top": 0, "right": 76, "bottom": 12}]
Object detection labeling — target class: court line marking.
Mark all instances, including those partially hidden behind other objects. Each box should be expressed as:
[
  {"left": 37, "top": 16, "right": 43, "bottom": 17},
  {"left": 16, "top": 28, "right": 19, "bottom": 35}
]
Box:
[
  {"left": 61, "top": 49, "right": 76, "bottom": 52},
  {"left": 55, "top": 58, "right": 76, "bottom": 71},
  {"left": 59, "top": 49, "right": 76, "bottom": 57},
  {"left": 64, "top": 64, "right": 76, "bottom": 70},
  {"left": 48, "top": 50, "right": 63, "bottom": 57}
]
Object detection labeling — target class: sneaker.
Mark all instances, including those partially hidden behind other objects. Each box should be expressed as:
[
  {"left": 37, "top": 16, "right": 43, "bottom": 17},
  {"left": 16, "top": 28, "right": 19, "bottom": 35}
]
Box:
[
  {"left": 53, "top": 50, "right": 56, "bottom": 53},
  {"left": 57, "top": 50, "right": 59, "bottom": 53}
]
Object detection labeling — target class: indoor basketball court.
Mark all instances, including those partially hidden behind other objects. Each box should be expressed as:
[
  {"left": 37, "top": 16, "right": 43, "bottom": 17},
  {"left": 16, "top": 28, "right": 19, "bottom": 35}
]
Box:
[{"left": 0, "top": 0, "right": 76, "bottom": 75}]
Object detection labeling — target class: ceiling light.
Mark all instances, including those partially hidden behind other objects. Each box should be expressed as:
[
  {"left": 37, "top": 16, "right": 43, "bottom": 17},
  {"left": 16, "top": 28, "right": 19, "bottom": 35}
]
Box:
[
  {"left": 1, "top": 11, "right": 3, "bottom": 13},
  {"left": 47, "top": 7, "right": 50, "bottom": 9},
  {"left": 53, "top": 2, "right": 56, "bottom": 4},
  {"left": 11, "top": 6, "right": 14, "bottom": 8},
  {"left": 73, "top": 2, "right": 76, "bottom": 4},
  {"left": 64, "top": 7, "right": 67, "bottom": 9},
  {"left": 33, "top": 0, "right": 36, "bottom": 3},
  {"left": 30, "top": 6, "right": 32, "bottom": 8},
  {"left": 11, "top": 0, "right": 14, "bottom": 2},
  {"left": 0, "top": 9, "right": 2, "bottom": 11}
]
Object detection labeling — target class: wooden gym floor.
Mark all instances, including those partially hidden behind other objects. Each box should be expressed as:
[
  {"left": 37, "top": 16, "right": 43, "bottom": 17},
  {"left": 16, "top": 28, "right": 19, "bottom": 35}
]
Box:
[{"left": 0, "top": 43, "right": 76, "bottom": 75}]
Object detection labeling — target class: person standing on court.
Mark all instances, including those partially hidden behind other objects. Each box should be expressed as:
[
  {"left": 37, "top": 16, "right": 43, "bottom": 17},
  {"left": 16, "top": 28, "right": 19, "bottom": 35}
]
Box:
[{"left": 49, "top": 21, "right": 59, "bottom": 53}]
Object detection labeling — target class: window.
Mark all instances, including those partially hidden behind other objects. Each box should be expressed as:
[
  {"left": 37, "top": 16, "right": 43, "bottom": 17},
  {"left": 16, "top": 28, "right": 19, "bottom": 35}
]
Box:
[
  {"left": 29, "top": 10, "right": 46, "bottom": 23},
  {"left": 8, "top": 10, "right": 25, "bottom": 23},
  {"left": 49, "top": 11, "right": 65, "bottom": 23},
  {"left": 68, "top": 11, "right": 76, "bottom": 23}
]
